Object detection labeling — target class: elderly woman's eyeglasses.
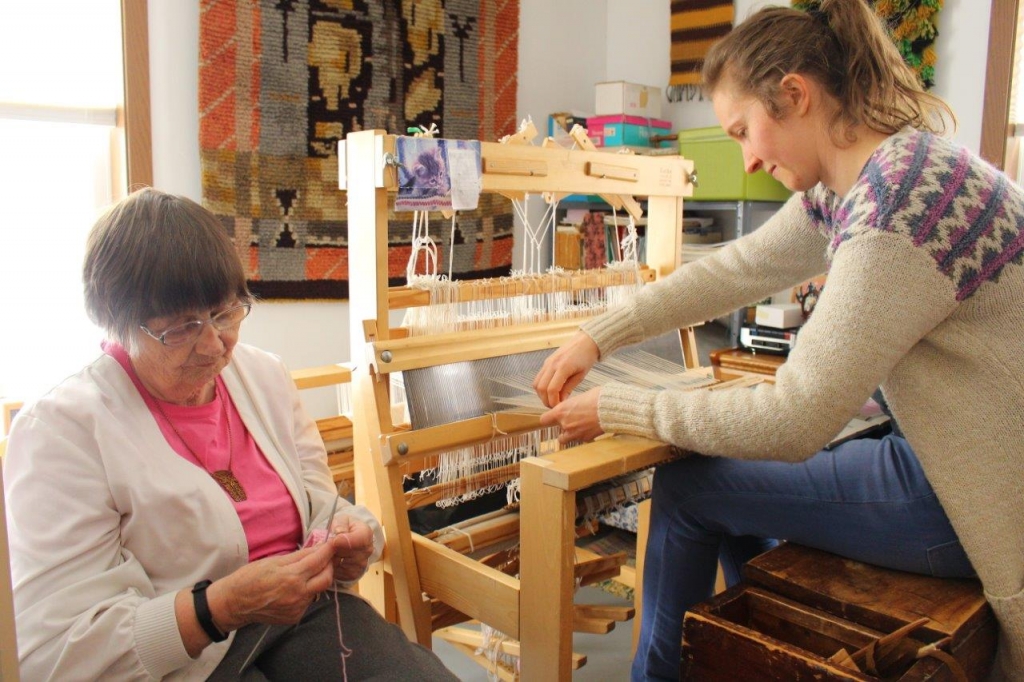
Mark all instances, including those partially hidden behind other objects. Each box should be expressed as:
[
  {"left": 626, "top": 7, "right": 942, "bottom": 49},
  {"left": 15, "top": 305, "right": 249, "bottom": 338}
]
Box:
[{"left": 140, "top": 303, "right": 252, "bottom": 347}]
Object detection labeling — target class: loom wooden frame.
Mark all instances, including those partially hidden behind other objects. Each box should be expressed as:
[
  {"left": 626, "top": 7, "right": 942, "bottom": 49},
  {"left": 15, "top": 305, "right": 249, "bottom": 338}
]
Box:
[
  {"left": 342, "top": 130, "right": 698, "bottom": 680},
  {"left": 290, "top": 365, "right": 355, "bottom": 492}
]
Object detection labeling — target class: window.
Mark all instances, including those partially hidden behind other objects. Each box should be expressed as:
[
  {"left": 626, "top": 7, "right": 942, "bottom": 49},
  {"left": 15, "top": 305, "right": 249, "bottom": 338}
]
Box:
[{"left": 0, "top": 2, "right": 127, "bottom": 402}]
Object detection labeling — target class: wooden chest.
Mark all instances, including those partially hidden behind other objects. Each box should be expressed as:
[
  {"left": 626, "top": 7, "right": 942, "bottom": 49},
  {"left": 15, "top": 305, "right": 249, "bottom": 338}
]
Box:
[{"left": 681, "top": 543, "right": 997, "bottom": 680}]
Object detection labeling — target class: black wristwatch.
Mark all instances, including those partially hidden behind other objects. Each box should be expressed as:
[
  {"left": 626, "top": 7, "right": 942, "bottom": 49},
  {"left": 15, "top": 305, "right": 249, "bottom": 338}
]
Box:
[{"left": 191, "top": 580, "right": 228, "bottom": 643}]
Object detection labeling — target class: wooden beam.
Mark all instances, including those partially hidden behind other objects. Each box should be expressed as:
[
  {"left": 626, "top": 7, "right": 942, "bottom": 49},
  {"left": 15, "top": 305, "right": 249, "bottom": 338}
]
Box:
[
  {"left": 539, "top": 436, "right": 678, "bottom": 492},
  {"left": 519, "top": 460, "right": 577, "bottom": 680},
  {"left": 290, "top": 364, "right": 352, "bottom": 390},
  {"left": 370, "top": 318, "right": 584, "bottom": 374},
  {"left": 980, "top": 0, "right": 1020, "bottom": 168},
  {"left": 412, "top": 535, "right": 521, "bottom": 638},
  {"left": 382, "top": 411, "right": 542, "bottom": 466},
  {"left": 121, "top": 0, "right": 152, "bottom": 189},
  {"left": 0, "top": 442, "right": 19, "bottom": 681}
]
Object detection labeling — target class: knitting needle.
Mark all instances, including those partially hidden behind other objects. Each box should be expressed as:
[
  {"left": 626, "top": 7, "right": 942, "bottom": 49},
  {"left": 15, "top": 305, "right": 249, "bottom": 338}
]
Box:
[
  {"left": 324, "top": 494, "right": 340, "bottom": 541},
  {"left": 237, "top": 495, "right": 343, "bottom": 674}
]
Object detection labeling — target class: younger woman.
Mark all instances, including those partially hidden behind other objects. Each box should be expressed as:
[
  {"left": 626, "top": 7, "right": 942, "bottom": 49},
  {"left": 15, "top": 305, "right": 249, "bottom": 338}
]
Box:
[{"left": 534, "top": 2, "right": 1024, "bottom": 679}]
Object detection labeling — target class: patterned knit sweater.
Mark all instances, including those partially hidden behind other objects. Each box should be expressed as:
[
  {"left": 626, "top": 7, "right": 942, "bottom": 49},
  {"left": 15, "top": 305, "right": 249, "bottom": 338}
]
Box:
[{"left": 583, "top": 129, "right": 1024, "bottom": 679}]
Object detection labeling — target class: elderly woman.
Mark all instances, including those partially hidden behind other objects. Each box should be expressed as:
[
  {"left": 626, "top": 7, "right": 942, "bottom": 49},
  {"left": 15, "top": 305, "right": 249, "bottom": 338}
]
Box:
[{"left": 4, "top": 189, "right": 456, "bottom": 680}]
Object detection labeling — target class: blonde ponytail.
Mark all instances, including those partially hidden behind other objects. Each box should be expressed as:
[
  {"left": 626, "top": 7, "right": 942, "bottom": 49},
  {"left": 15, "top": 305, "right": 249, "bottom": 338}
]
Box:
[{"left": 702, "top": 0, "right": 955, "bottom": 142}]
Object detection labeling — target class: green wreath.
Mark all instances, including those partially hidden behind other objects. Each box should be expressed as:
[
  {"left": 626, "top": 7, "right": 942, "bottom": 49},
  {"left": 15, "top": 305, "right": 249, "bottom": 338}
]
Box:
[{"left": 792, "top": 0, "right": 943, "bottom": 89}]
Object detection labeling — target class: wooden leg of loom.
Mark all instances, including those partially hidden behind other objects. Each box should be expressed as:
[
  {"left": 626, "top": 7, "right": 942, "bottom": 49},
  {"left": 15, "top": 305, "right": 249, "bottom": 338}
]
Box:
[
  {"left": 353, "top": 369, "right": 387, "bottom": 613},
  {"left": 519, "top": 458, "right": 576, "bottom": 681},
  {"left": 353, "top": 369, "right": 432, "bottom": 645}
]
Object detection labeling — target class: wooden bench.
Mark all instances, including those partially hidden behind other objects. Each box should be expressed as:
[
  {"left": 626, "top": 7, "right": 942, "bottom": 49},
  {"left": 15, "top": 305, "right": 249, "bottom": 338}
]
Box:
[{"left": 682, "top": 542, "right": 996, "bottom": 680}]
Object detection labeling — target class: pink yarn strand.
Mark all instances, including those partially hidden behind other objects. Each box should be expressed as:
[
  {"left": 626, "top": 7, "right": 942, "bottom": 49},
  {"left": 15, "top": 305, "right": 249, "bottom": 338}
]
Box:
[{"left": 334, "top": 589, "right": 352, "bottom": 681}]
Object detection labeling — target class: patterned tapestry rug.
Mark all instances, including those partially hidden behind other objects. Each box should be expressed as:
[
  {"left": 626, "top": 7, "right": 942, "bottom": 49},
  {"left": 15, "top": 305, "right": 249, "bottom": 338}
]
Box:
[
  {"left": 666, "top": 0, "right": 733, "bottom": 102},
  {"left": 199, "top": 0, "right": 519, "bottom": 299},
  {"left": 793, "top": 0, "right": 942, "bottom": 89}
]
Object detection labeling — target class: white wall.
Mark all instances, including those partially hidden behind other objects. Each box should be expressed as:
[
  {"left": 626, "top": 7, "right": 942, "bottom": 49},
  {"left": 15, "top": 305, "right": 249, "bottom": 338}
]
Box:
[
  {"left": 513, "top": 0, "right": 607, "bottom": 271},
  {"left": 147, "top": 0, "right": 993, "bottom": 379},
  {"left": 518, "top": 0, "right": 607, "bottom": 125}
]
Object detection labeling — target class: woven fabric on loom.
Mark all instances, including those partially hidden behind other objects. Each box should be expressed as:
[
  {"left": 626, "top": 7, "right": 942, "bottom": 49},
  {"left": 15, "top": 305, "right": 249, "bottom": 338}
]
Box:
[
  {"left": 669, "top": 0, "right": 733, "bottom": 89},
  {"left": 198, "top": 0, "right": 519, "bottom": 300},
  {"left": 577, "top": 526, "right": 638, "bottom": 600}
]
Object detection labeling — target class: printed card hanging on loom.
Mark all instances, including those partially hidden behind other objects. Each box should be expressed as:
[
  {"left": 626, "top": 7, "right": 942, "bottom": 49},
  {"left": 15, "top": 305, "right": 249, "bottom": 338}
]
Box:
[{"left": 395, "top": 138, "right": 482, "bottom": 213}]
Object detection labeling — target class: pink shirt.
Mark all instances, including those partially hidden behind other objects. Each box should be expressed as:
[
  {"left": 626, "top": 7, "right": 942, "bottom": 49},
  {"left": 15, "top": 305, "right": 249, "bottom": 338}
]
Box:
[{"left": 104, "top": 342, "right": 302, "bottom": 561}]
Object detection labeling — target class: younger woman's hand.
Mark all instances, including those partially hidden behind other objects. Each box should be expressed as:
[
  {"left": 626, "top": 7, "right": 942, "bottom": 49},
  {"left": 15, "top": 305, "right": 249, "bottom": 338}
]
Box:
[
  {"left": 538, "top": 387, "right": 604, "bottom": 444},
  {"left": 533, "top": 331, "right": 601, "bottom": 408}
]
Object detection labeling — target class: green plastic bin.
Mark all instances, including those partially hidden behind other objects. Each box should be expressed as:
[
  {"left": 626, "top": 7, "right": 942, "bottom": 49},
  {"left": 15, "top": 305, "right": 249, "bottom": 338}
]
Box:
[{"left": 677, "top": 126, "right": 791, "bottom": 201}]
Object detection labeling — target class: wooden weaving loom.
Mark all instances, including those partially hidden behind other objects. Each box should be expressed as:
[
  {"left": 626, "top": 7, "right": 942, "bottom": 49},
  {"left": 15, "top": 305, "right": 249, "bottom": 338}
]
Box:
[{"left": 339, "top": 129, "right": 757, "bottom": 680}]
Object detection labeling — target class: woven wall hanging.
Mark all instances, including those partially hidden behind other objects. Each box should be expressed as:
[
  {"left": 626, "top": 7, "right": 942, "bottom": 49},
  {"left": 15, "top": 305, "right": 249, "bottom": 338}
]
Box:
[
  {"left": 667, "top": 0, "right": 734, "bottom": 102},
  {"left": 793, "top": 0, "right": 943, "bottom": 89},
  {"left": 199, "top": 0, "right": 520, "bottom": 300}
]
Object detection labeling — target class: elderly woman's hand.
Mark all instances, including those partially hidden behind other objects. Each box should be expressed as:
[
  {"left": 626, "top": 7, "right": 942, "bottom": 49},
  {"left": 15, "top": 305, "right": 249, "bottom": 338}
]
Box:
[
  {"left": 207, "top": 541, "right": 336, "bottom": 632},
  {"left": 533, "top": 331, "right": 601, "bottom": 408},
  {"left": 538, "top": 387, "right": 605, "bottom": 444},
  {"left": 327, "top": 516, "right": 375, "bottom": 582}
]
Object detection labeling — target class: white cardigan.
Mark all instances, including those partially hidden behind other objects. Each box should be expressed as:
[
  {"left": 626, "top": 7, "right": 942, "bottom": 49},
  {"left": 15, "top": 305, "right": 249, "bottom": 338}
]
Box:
[{"left": 4, "top": 344, "right": 383, "bottom": 681}]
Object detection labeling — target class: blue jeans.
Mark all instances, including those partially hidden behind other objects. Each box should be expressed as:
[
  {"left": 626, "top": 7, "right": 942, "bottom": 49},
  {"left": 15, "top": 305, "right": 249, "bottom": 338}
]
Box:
[{"left": 631, "top": 435, "right": 975, "bottom": 681}]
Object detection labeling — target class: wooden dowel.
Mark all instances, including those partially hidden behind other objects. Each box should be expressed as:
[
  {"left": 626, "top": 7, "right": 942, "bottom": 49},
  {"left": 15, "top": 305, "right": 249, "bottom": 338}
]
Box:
[
  {"left": 428, "top": 514, "right": 520, "bottom": 554},
  {"left": 574, "top": 552, "right": 627, "bottom": 581},
  {"left": 575, "top": 604, "right": 635, "bottom": 622},
  {"left": 438, "top": 526, "right": 520, "bottom": 557}
]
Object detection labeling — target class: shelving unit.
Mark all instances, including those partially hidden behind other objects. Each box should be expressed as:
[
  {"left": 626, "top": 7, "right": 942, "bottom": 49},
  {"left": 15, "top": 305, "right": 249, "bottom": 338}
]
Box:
[
  {"left": 684, "top": 200, "right": 784, "bottom": 241},
  {"left": 684, "top": 200, "right": 785, "bottom": 345},
  {"left": 554, "top": 197, "right": 787, "bottom": 346}
]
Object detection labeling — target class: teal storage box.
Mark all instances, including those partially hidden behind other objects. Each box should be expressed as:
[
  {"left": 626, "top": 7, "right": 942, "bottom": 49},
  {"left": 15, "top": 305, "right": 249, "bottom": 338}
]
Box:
[
  {"left": 587, "top": 115, "right": 671, "bottom": 148},
  {"left": 677, "top": 127, "right": 791, "bottom": 201}
]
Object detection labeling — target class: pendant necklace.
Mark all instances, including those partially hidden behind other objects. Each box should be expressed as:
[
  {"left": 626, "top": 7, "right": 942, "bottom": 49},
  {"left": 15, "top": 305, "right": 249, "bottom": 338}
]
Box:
[{"left": 153, "top": 385, "right": 248, "bottom": 502}]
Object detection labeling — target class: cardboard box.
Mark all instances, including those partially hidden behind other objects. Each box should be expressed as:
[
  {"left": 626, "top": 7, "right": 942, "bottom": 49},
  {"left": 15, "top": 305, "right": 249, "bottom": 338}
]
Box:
[
  {"left": 587, "top": 115, "right": 671, "bottom": 147},
  {"left": 595, "top": 81, "right": 662, "bottom": 118},
  {"left": 677, "top": 126, "right": 791, "bottom": 201},
  {"left": 755, "top": 303, "right": 804, "bottom": 329}
]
